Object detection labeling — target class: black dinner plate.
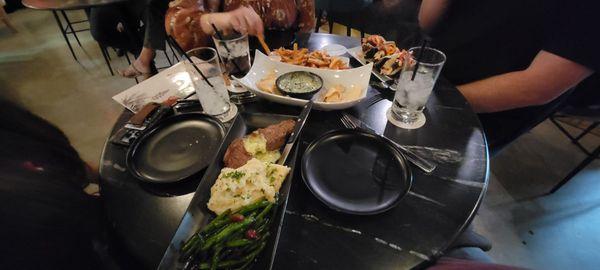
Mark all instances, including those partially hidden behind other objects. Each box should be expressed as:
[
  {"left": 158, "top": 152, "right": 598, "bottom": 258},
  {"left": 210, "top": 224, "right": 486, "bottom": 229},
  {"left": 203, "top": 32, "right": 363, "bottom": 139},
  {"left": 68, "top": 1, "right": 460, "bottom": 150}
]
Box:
[
  {"left": 301, "top": 129, "right": 412, "bottom": 215},
  {"left": 127, "top": 113, "right": 225, "bottom": 184}
]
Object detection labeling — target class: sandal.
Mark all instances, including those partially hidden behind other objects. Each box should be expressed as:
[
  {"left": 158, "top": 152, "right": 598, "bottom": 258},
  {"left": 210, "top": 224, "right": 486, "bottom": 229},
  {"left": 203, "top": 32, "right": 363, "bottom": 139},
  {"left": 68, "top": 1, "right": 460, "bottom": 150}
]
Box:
[{"left": 118, "top": 61, "right": 152, "bottom": 79}]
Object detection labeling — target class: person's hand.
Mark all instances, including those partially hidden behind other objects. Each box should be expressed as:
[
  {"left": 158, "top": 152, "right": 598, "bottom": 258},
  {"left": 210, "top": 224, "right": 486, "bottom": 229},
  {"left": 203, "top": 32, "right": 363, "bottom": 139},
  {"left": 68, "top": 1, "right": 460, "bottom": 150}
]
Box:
[{"left": 200, "top": 6, "right": 264, "bottom": 37}]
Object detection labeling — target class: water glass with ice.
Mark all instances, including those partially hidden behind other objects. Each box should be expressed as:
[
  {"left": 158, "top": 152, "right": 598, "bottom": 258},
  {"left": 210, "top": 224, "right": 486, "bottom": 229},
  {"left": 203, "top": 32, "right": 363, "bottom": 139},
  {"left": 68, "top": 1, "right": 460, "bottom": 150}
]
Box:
[
  {"left": 389, "top": 46, "right": 446, "bottom": 129},
  {"left": 185, "top": 47, "right": 231, "bottom": 117}
]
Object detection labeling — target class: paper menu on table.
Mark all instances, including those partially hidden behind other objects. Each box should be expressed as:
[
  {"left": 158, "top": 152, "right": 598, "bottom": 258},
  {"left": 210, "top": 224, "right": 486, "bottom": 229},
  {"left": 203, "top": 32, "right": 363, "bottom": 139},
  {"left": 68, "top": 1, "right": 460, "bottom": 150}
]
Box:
[{"left": 112, "top": 62, "right": 195, "bottom": 112}]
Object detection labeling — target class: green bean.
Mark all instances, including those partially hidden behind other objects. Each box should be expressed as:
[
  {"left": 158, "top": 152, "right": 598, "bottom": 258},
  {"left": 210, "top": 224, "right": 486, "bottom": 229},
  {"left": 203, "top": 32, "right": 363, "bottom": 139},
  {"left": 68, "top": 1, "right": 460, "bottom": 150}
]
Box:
[
  {"left": 237, "top": 200, "right": 269, "bottom": 215},
  {"left": 255, "top": 203, "right": 274, "bottom": 223},
  {"left": 182, "top": 209, "right": 232, "bottom": 258},
  {"left": 181, "top": 234, "right": 206, "bottom": 260},
  {"left": 202, "top": 201, "right": 266, "bottom": 237},
  {"left": 209, "top": 245, "right": 223, "bottom": 270},
  {"left": 197, "top": 242, "right": 267, "bottom": 270},
  {"left": 238, "top": 242, "right": 267, "bottom": 266},
  {"left": 201, "top": 215, "right": 256, "bottom": 251},
  {"left": 225, "top": 238, "right": 253, "bottom": 248},
  {"left": 181, "top": 234, "right": 200, "bottom": 253},
  {"left": 255, "top": 218, "right": 271, "bottom": 234},
  {"left": 259, "top": 232, "right": 270, "bottom": 241},
  {"left": 201, "top": 209, "right": 232, "bottom": 234}
]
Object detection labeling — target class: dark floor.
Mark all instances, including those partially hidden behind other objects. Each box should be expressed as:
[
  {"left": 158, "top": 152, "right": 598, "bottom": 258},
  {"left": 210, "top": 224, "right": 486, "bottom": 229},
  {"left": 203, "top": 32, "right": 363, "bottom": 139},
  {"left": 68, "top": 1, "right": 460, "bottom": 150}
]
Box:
[{"left": 1, "top": 8, "right": 599, "bottom": 270}]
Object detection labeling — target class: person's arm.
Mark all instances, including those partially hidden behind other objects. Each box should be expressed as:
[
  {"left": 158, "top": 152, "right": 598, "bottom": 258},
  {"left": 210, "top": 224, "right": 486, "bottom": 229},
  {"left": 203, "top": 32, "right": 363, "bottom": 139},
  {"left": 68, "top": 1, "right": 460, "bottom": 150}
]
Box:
[
  {"left": 457, "top": 50, "right": 594, "bottom": 113},
  {"left": 418, "top": 0, "right": 450, "bottom": 32},
  {"left": 199, "top": 6, "right": 264, "bottom": 37}
]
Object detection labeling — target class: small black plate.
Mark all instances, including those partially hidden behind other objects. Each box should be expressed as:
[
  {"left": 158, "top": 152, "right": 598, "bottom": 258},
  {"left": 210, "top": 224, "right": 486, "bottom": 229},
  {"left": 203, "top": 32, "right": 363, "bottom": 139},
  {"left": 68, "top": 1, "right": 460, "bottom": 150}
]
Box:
[
  {"left": 301, "top": 129, "right": 412, "bottom": 215},
  {"left": 127, "top": 113, "right": 225, "bottom": 183}
]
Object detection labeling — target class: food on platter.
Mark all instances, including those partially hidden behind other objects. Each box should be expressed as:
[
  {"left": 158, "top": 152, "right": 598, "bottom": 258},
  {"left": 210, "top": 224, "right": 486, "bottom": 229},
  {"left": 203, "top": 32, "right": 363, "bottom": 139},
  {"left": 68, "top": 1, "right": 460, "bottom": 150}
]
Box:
[
  {"left": 276, "top": 71, "right": 323, "bottom": 99},
  {"left": 179, "top": 120, "right": 296, "bottom": 269},
  {"left": 179, "top": 199, "right": 275, "bottom": 269},
  {"left": 223, "top": 120, "right": 296, "bottom": 169},
  {"left": 322, "top": 85, "right": 343, "bottom": 102},
  {"left": 254, "top": 71, "right": 361, "bottom": 103},
  {"left": 273, "top": 44, "right": 349, "bottom": 70},
  {"left": 360, "top": 35, "right": 410, "bottom": 77},
  {"left": 207, "top": 158, "right": 290, "bottom": 214},
  {"left": 321, "top": 84, "right": 361, "bottom": 103},
  {"left": 256, "top": 70, "right": 280, "bottom": 95}
]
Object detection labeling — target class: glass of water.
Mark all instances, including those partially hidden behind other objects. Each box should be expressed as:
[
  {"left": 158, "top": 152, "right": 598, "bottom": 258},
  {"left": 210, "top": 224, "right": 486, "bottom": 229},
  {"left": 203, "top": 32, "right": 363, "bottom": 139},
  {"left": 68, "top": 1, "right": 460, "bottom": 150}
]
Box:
[
  {"left": 389, "top": 46, "right": 446, "bottom": 129},
  {"left": 185, "top": 47, "right": 233, "bottom": 119}
]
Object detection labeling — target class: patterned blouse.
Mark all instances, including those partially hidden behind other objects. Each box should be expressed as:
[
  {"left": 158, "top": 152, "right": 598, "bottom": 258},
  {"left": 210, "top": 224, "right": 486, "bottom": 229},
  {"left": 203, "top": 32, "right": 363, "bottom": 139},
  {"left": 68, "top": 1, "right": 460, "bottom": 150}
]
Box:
[{"left": 166, "top": 0, "right": 316, "bottom": 50}]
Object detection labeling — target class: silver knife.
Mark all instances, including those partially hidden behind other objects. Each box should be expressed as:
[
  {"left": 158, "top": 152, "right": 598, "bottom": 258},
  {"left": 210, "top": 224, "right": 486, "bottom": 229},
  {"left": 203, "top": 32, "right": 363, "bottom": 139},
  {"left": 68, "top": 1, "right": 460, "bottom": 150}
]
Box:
[
  {"left": 277, "top": 101, "right": 314, "bottom": 165},
  {"left": 344, "top": 113, "right": 436, "bottom": 173}
]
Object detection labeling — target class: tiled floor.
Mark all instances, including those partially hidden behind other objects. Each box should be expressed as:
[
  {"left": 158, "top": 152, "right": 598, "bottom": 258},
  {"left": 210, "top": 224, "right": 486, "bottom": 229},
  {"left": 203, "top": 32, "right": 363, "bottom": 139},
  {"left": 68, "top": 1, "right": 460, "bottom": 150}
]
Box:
[{"left": 2, "top": 8, "right": 599, "bottom": 270}]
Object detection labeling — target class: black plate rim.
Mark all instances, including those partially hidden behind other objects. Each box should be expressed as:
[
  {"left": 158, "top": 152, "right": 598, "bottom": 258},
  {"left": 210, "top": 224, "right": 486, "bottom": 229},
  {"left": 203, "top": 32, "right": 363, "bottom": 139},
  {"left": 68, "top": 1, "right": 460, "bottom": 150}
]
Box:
[
  {"left": 126, "top": 112, "right": 226, "bottom": 184},
  {"left": 301, "top": 128, "right": 413, "bottom": 215}
]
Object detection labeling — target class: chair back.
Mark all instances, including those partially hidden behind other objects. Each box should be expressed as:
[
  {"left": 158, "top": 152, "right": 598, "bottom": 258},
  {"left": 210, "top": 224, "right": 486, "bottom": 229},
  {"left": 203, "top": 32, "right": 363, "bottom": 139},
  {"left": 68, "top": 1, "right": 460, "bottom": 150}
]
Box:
[{"left": 559, "top": 74, "right": 600, "bottom": 121}]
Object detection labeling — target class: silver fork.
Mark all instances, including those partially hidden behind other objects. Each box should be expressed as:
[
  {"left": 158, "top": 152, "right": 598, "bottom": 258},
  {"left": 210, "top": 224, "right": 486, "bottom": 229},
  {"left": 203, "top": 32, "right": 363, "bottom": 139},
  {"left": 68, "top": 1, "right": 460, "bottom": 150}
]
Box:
[
  {"left": 340, "top": 113, "right": 436, "bottom": 173},
  {"left": 361, "top": 94, "right": 385, "bottom": 108}
]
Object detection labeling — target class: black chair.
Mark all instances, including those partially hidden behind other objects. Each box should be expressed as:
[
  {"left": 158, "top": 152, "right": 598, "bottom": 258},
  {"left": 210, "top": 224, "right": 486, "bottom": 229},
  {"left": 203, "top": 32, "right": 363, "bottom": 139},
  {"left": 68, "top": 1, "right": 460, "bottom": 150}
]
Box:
[
  {"left": 315, "top": 0, "right": 371, "bottom": 37},
  {"left": 547, "top": 80, "right": 600, "bottom": 194},
  {"left": 548, "top": 109, "right": 599, "bottom": 194},
  {"left": 315, "top": 0, "right": 421, "bottom": 45},
  {"left": 52, "top": 9, "right": 115, "bottom": 76}
]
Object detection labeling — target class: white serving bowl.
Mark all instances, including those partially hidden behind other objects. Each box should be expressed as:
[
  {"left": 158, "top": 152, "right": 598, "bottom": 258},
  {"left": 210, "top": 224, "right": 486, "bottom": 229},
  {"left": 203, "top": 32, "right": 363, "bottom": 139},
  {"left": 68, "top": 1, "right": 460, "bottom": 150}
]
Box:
[{"left": 237, "top": 50, "right": 373, "bottom": 111}]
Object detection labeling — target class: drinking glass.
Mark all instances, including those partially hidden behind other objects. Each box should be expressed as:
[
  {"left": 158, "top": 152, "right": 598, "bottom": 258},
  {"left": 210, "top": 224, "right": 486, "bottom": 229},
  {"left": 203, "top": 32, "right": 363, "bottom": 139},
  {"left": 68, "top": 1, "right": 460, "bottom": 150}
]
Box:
[
  {"left": 388, "top": 46, "right": 446, "bottom": 129},
  {"left": 212, "top": 33, "right": 251, "bottom": 78},
  {"left": 185, "top": 47, "right": 232, "bottom": 117}
]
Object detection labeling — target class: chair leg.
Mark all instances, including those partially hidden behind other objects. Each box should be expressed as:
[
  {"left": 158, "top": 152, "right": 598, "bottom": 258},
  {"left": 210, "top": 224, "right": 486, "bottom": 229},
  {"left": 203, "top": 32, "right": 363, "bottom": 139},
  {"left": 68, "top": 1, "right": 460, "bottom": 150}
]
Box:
[
  {"left": 315, "top": 9, "right": 324, "bottom": 33},
  {"left": 167, "top": 39, "right": 179, "bottom": 62},
  {"left": 163, "top": 50, "right": 172, "bottom": 66},
  {"left": 551, "top": 116, "right": 598, "bottom": 155},
  {"left": 1, "top": 7, "right": 17, "bottom": 33},
  {"left": 574, "top": 121, "right": 599, "bottom": 141},
  {"left": 550, "top": 115, "right": 578, "bottom": 141},
  {"left": 547, "top": 145, "right": 600, "bottom": 194},
  {"left": 328, "top": 20, "right": 334, "bottom": 34},
  {"left": 60, "top": 10, "right": 83, "bottom": 48},
  {"left": 52, "top": 10, "right": 78, "bottom": 61},
  {"left": 99, "top": 44, "right": 114, "bottom": 76}
]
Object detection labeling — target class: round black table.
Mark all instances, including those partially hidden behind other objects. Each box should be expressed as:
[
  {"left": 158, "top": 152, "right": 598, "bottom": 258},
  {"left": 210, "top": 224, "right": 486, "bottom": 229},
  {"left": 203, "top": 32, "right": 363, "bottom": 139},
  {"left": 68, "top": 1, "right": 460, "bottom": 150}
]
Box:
[{"left": 99, "top": 33, "right": 489, "bottom": 269}]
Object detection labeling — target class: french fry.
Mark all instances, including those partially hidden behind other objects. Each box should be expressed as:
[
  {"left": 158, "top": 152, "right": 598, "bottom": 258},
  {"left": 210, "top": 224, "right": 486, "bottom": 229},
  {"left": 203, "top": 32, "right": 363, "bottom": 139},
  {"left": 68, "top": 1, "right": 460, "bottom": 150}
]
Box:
[
  {"left": 258, "top": 35, "right": 271, "bottom": 54},
  {"left": 272, "top": 46, "right": 349, "bottom": 70}
]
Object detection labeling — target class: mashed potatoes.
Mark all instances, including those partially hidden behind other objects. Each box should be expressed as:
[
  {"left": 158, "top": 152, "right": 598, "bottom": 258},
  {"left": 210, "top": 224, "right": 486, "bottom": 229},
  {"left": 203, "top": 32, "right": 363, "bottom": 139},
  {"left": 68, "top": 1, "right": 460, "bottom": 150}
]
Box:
[
  {"left": 243, "top": 132, "right": 281, "bottom": 164},
  {"left": 207, "top": 158, "right": 290, "bottom": 214}
]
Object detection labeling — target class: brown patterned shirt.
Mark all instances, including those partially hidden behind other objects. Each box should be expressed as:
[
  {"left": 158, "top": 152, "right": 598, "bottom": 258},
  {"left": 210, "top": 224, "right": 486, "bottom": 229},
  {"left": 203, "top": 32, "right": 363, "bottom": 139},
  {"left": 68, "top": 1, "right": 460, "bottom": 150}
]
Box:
[{"left": 166, "top": 0, "right": 315, "bottom": 50}]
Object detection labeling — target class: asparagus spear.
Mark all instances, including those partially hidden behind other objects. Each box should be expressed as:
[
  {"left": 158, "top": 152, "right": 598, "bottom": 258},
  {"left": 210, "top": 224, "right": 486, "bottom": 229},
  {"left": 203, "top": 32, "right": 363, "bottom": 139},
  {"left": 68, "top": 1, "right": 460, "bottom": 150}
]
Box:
[
  {"left": 201, "top": 215, "right": 256, "bottom": 251},
  {"left": 225, "top": 238, "right": 253, "bottom": 248},
  {"left": 196, "top": 242, "right": 267, "bottom": 270},
  {"left": 209, "top": 245, "right": 223, "bottom": 270},
  {"left": 237, "top": 200, "right": 270, "bottom": 215},
  {"left": 200, "top": 209, "right": 232, "bottom": 234}
]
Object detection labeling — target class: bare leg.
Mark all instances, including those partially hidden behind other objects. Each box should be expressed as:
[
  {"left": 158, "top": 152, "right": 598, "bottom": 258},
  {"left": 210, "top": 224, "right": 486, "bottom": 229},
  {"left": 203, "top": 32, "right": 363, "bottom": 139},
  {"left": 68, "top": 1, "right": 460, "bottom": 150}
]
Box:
[
  {"left": 118, "top": 47, "right": 155, "bottom": 78},
  {"left": 0, "top": 7, "right": 17, "bottom": 33}
]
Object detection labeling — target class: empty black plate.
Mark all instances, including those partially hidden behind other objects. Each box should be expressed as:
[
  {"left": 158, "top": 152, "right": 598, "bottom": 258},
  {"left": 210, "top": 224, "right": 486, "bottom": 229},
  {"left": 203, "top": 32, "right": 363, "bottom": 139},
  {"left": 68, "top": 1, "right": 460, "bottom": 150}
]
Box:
[
  {"left": 301, "top": 129, "right": 412, "bottom": 215},
  {"left": 127, "top": 113, "right": 225, "bottom": 183}
]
